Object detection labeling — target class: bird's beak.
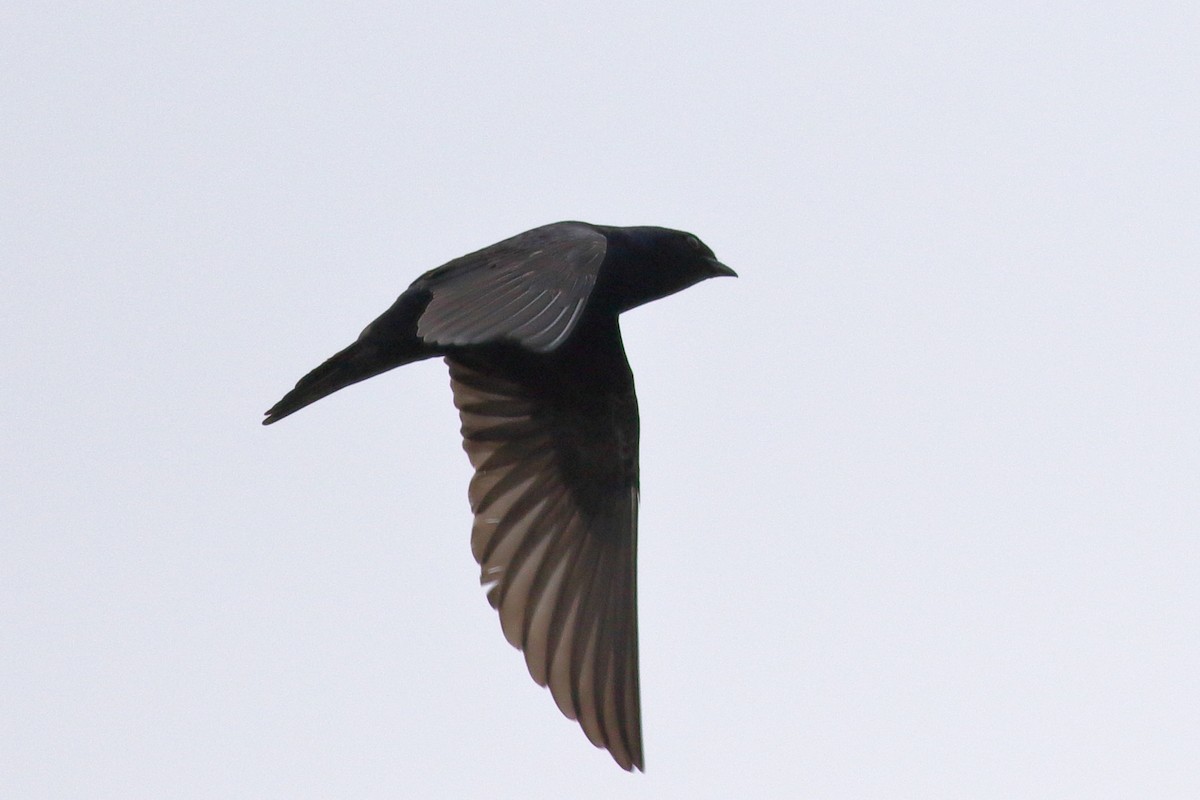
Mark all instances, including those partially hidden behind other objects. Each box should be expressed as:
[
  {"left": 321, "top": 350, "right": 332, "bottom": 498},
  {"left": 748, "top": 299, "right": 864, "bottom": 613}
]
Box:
[{"left": 706, "top": 257, "right": 737, "bottom": 278}]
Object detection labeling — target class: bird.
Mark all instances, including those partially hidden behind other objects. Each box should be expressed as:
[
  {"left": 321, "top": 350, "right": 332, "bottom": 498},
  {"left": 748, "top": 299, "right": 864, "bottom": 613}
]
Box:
[{"left": 263, "top": 220, "right": 735, "bottom": 770}]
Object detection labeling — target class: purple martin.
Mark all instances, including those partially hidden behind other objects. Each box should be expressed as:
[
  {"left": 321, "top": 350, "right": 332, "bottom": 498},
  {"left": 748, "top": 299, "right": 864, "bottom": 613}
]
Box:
[{"left": 264, "top": 221, "right": 734, "bottom": 770}]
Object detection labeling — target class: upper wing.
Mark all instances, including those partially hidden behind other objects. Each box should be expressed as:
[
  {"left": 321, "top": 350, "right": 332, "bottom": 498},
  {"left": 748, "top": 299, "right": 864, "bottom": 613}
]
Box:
[
  {"left": 447, "top": 356, "right": 643, "bottom": 771},
  {"left": 415, "top": 222, "right": 607, "bottom": 353}
]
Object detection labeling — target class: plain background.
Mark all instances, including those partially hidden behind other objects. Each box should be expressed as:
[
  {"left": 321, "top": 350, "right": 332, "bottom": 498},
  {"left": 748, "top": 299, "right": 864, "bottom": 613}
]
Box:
[{"left": 4, "top": 3, "right": 1197, "bottom": 797}]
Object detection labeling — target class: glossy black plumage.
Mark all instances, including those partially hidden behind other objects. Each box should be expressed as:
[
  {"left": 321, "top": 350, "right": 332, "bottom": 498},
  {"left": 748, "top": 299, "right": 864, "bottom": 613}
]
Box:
[{"left": 264, "top": 221, "right": 734, "bottom": 770}]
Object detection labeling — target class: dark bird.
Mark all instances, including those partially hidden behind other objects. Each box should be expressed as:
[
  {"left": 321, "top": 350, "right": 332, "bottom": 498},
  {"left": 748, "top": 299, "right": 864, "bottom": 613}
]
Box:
[{"left": 264, "top": 221, "right": 734, "bottom": 770}]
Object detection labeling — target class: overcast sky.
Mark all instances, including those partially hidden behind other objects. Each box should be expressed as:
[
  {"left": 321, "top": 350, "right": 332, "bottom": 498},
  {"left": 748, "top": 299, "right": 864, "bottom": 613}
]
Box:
[{"left": 4, "top": 3, "right": 1198, "bottom": 798}]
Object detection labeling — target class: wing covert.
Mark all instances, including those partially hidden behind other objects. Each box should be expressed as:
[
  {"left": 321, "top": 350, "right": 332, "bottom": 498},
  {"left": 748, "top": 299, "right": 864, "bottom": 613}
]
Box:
[{"left": 416, "top": 222, "right": 607, "bottom": 353}]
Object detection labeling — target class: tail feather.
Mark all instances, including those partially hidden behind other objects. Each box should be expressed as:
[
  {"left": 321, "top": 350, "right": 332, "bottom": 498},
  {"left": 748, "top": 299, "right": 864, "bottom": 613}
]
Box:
[{"left": 263, "top": 291, "right": 432, "bottom": 425}]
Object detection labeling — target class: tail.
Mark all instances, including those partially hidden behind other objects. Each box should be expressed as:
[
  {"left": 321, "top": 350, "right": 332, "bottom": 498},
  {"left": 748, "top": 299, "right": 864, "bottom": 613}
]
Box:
[{"left": 263, "top": 291, "right": 432, "bottom": 425}]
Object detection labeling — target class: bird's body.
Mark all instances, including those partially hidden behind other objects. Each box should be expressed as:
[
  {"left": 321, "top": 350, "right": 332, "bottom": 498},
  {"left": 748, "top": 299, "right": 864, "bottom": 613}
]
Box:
[{"left": 265, "top": 221, "right": 733, "bottom": 770}]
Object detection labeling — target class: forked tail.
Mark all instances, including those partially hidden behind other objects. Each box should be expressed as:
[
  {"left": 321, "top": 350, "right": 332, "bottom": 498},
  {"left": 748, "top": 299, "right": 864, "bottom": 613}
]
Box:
[{"left": 263, "top": 291, "right": 431, "bottom": 425}]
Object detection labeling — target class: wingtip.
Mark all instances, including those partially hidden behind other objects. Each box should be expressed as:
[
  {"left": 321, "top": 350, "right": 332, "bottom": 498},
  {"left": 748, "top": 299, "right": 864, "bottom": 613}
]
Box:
[{"left": 612, "top": 747, "right": 644, "bottom": 772}]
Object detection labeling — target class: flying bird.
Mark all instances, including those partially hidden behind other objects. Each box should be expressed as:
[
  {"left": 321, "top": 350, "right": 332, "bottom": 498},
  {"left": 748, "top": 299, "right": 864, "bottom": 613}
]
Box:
[{"left": 264, "top": 221, "right": 734, "bottom": 770}]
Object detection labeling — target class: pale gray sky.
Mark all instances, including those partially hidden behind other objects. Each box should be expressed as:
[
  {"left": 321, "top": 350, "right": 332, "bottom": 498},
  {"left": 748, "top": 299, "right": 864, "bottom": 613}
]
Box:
[{"left": 4, "top": 3, "right": 1198, "bottom": 798}]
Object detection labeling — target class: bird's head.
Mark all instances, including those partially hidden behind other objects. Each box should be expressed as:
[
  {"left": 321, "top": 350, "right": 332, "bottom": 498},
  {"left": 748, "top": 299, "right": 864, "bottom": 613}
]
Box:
[{"left": 599, "top": 225, "right": 736, "bottom": 313}]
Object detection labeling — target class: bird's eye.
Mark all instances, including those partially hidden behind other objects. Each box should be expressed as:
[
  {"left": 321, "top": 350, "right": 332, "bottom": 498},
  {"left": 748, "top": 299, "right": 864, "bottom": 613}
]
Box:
[{"left": 686, "top": 235, "right": 702, "bottom": 251}]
